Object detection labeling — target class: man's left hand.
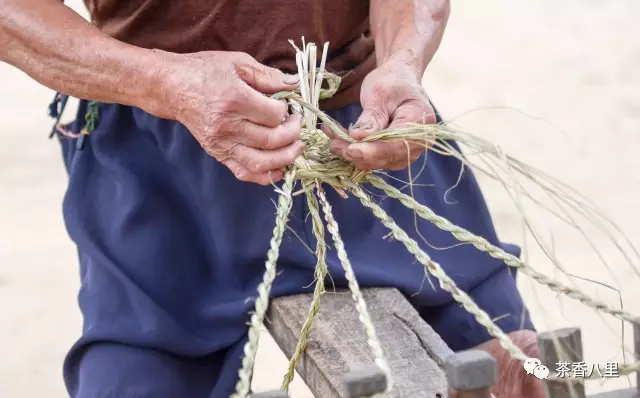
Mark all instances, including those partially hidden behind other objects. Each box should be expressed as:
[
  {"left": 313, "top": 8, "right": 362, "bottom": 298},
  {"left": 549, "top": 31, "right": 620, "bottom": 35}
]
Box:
[{"left": 329, "top": 62, "right": 437, "bottom": 170}]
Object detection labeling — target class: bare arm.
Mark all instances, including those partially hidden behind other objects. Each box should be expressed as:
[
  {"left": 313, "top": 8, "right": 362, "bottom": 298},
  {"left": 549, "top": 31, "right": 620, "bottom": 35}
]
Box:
[
  {"left": 0, "top": 0, "right": 304, "bottom": 186},
  {"left": 369, "top": 0, "right": 450, "bottom": 78},
  {"left": 330, "top": 0, "right": 450, "bottom": 170},
  {"left": 0, "top": 0, "right": 171, "bottom": 118}
]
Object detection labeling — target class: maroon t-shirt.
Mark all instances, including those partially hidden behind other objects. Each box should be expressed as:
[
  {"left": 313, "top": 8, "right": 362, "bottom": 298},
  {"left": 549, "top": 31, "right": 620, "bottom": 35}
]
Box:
[{"left": 83, "top": 0, "right": 376, "bottom": 108}]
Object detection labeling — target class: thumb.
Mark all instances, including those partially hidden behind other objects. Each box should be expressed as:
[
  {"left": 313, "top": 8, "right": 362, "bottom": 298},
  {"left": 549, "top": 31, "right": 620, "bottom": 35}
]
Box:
[
  {"left": 388, "top": 100, "right": 437, "bottom": 129},
  {"left": 234, "top": 53, "right": 300, "bottom": 94},
  {"left": 349, "top": 104, "right": 390, "bottom": 141}
]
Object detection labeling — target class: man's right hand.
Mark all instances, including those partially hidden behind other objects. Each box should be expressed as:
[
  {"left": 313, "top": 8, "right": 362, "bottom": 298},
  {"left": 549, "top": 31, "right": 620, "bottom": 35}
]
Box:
[{"left": 160, "top": 51, "right": 304, "bottom": 186}]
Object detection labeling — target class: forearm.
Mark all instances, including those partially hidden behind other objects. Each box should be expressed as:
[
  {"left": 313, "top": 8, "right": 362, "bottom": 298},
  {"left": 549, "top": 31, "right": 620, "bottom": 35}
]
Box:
[
  {"left": 0, "top": 0, "right": 170, "bottom": 118},
  {"left": 370, "top": 0, "right": 450, "bottom": 77}
]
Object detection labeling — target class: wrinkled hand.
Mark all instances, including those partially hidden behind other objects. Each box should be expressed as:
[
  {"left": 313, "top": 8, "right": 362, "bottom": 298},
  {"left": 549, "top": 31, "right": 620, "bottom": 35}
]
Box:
[
  {"left": 163, "top": 51, "right": 303, "bottom": 185},
  {"left": 461, "top": 330, "right": 545, "bottom": 398},
  {"left": 329, "top": 62, "right": 436, "bottom": 170}
]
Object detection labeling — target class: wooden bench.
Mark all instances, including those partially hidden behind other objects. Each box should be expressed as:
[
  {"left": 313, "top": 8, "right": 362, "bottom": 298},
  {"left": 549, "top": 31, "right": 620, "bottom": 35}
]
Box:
[
  {"left": 252, "top": 287, "right": 639, "bottom": 398},
  {"left": 265, "top": 287, "right": 455, "bottom": 397}
]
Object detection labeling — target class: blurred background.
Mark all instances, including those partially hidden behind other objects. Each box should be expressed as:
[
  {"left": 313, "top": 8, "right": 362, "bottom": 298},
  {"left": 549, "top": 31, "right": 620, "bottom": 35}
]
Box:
[{"left": 1, "top": 0, "right": 639, "bottom": 396}]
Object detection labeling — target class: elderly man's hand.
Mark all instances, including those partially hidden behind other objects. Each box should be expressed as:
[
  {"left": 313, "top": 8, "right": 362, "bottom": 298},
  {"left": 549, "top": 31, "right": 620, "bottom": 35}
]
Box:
[
  {"left": 162, "top": 51, "right": 303, "bottom": 186},
  {"left": 329, "top": 62, "right": 436, "bottom": 170},
  {"left": 467, "top": 330, "right": 546, "bottom": 398}
]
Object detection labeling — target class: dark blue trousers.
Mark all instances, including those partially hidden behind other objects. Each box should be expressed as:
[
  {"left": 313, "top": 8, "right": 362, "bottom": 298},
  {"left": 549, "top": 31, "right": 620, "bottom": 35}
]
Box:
[{"left": 55, "top": 100, "right": 533, "bottom": 398}]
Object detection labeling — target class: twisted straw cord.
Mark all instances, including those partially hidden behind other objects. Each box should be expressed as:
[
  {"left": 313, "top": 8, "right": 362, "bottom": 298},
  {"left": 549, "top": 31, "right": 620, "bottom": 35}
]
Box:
[
  {"left": 349, "top": 183, "right": 528, "bottom": 362},
  {"left": 365, "top": 181, "right": 640, "bottom": 380},
  {"left": 281, "top": 189, "right": 329, "bottom": 391},
  {"left": 368, "top": 175, "right": 637, "bottom": 324},
  {"left": 232, "top": 170, "right": 296, "bottom": 398},
  {"left": 316, "top": 185, "right": 393, "bottom": 391}
]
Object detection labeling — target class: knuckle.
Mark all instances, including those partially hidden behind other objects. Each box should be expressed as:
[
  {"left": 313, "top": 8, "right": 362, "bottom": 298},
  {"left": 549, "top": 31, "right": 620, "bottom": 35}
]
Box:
[
  {"left": 423, "top": 111, "right": 437, "bottom": 124},
  {"left": 207, "top": 113, "right": 226, "bottom": 134},
  {"left": 232, "top": 52, "right": 255, "bottom": 67},
  {"left": 224, "top": 159, "right": 252, "bottom": 183},
  {"left": 226, "top": 142, "right": 240, "bottom": 158},
  {"left": 259, "top": 132, "right": 274, "bottom": 149},
  {"left": 247, "top": 160, "right": 266, "bottom": 174},
  {"left": 199, "top": 133, "right": 226, "bottom": 158},
  {"left": 218, "top": 97, "right": 238, "bottom": 113},
  {"left": 369, "top": 106, "right": 387, "bottom": 123},
  {"left": 234, "top": 169, "right": 252, "bottom": 182},
  {"left": 233, "top": 54, "right": 267, "bottom": 81},
  {"left": 221, "top": 89, "right": 249, "bottom": 112},
  {"left": 229, "top": 117, "right": 248, "bottom": 136}
]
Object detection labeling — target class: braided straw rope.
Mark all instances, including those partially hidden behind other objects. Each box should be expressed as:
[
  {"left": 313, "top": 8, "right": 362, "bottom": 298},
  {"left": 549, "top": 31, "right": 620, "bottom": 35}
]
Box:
[
  {"left": 367, "top": 175, "right": 638, "bottom": 324},
  {"left": 280, "top": 188, "right": 328, "bottom": 391},
  {"left": 316, "top": 184, "right": 393, "bottom": 390},
  {"left": 348, "top": 183, "right": 528, "bottom": 361},
  {"left": 232, "top": 170, "right": 296, "bottom": 398},
  {"left": 233, "top": 40, "right": 640, "bottom": 396}
]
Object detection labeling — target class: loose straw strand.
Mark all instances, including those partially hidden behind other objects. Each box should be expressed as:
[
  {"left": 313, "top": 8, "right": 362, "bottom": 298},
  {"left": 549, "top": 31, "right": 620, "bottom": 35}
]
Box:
[
  {"left": 316, "top": 184, "right": 393, "bottom": 391},
  {"left": 232, "top": 170, "right": 296, "bottom": 398},
  {"left": 349, "top": 183, "right": 528, "bottom": 362}
]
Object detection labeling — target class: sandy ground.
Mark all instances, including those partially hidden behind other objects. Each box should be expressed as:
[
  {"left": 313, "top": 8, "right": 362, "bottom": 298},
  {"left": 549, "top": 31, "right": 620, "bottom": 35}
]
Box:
[{"left": 1, "top": 1, "right": 640, "bottom": 397}]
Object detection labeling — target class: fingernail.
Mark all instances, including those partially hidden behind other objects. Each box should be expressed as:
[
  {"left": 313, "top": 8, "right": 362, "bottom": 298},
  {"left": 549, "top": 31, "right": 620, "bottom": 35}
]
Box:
[
  {"left": 351, "top": 122, "right": 372, "bottom": 131},
  {"left": 283, "top": 74, "right": 300, "bottom": 85},
  {"left": 286, "top": 112, "right": 301, "bottom": 124},
  {"left": 347, "top": 148, "right": 363, "bottom": 159}
]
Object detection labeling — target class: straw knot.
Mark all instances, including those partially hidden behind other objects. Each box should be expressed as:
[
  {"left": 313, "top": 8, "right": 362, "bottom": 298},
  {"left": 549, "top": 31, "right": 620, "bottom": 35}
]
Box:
[{"left": 292, "top": 127, "right": 369, "bottom": 194}]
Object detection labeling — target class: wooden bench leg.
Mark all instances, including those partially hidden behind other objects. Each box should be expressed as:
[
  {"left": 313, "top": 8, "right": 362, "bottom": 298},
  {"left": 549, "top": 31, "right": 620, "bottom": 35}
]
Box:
[
  {"left": 343, "top": 365, "right": 388, "bottom": 398},
  {"left": 444, "top": 349, "right": 497, "bottom": 398},
  {"left": 537, "top": 327, "right": 586, "bottom": 398}
]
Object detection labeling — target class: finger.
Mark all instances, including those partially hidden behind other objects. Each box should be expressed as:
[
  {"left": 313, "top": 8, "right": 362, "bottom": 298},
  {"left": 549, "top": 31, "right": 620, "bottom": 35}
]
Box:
[
  {"left": 321, "top": 123, "right": 350, "bottom": 159},
  {"left": 234, "top": 140, "right": 305, "bottom": 175},
  {"left": 329, "top": 138, "right": 349, "bottom": 159},
  {"left": 229, "top": 113, "right": 302, "bottom": 150},
  {"left": 224, "top": 159, "right": 284, "bottom": 186},
  {"left": 345, "top": 139, "right": 421, "bottom": 171},
  {"left": 319, "top": 113, "right": 355, "bottom": 142},
  {"left": 320, "top": 122, "right": 339, "bottom": 140},
  {"left": 388, "top": 100, "right": 437, "bottom": 129},
  {"left": 233, "top": 84, "right": 289, "bottom": 128},
  {"left": 320, "top": 119, "right": 342, "bottom": 140},
  {"left": 233, "top": 52, "right": 300, "bottom": 94},
  {"left": 349, "top": 103, "right": 391, "bottom": 140},
  {"left": 345, "top": 101, "right": 432, "bottom": 170}
]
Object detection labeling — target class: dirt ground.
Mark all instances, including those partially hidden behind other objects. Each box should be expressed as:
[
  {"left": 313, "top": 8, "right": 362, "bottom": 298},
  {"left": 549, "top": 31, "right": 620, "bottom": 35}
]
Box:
[{"left": 1, "top": 1, "right": 639, "bottom": 397}]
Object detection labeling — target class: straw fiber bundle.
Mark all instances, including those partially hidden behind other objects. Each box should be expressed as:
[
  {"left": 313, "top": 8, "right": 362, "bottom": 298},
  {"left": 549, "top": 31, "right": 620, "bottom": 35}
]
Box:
[{"left": 229, "top": 40, "right": 640, "bottom": 398}]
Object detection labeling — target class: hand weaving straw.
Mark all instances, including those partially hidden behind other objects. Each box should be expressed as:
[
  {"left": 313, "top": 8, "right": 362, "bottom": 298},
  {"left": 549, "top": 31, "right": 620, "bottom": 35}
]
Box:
[{"left": 232, "top": 40, "right": 640, "bottom": 397}]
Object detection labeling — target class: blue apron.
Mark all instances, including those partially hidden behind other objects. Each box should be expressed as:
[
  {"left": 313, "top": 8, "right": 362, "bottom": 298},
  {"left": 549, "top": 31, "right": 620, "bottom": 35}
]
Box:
[{"left": 49, "top": 96, "right": 533, "bottom": 397}]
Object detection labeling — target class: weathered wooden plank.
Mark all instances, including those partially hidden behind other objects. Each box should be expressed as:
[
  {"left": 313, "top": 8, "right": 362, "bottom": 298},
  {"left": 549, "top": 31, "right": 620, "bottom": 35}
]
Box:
[{"left": 266, "top": 287, "right": 453, "bottom": 398}]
